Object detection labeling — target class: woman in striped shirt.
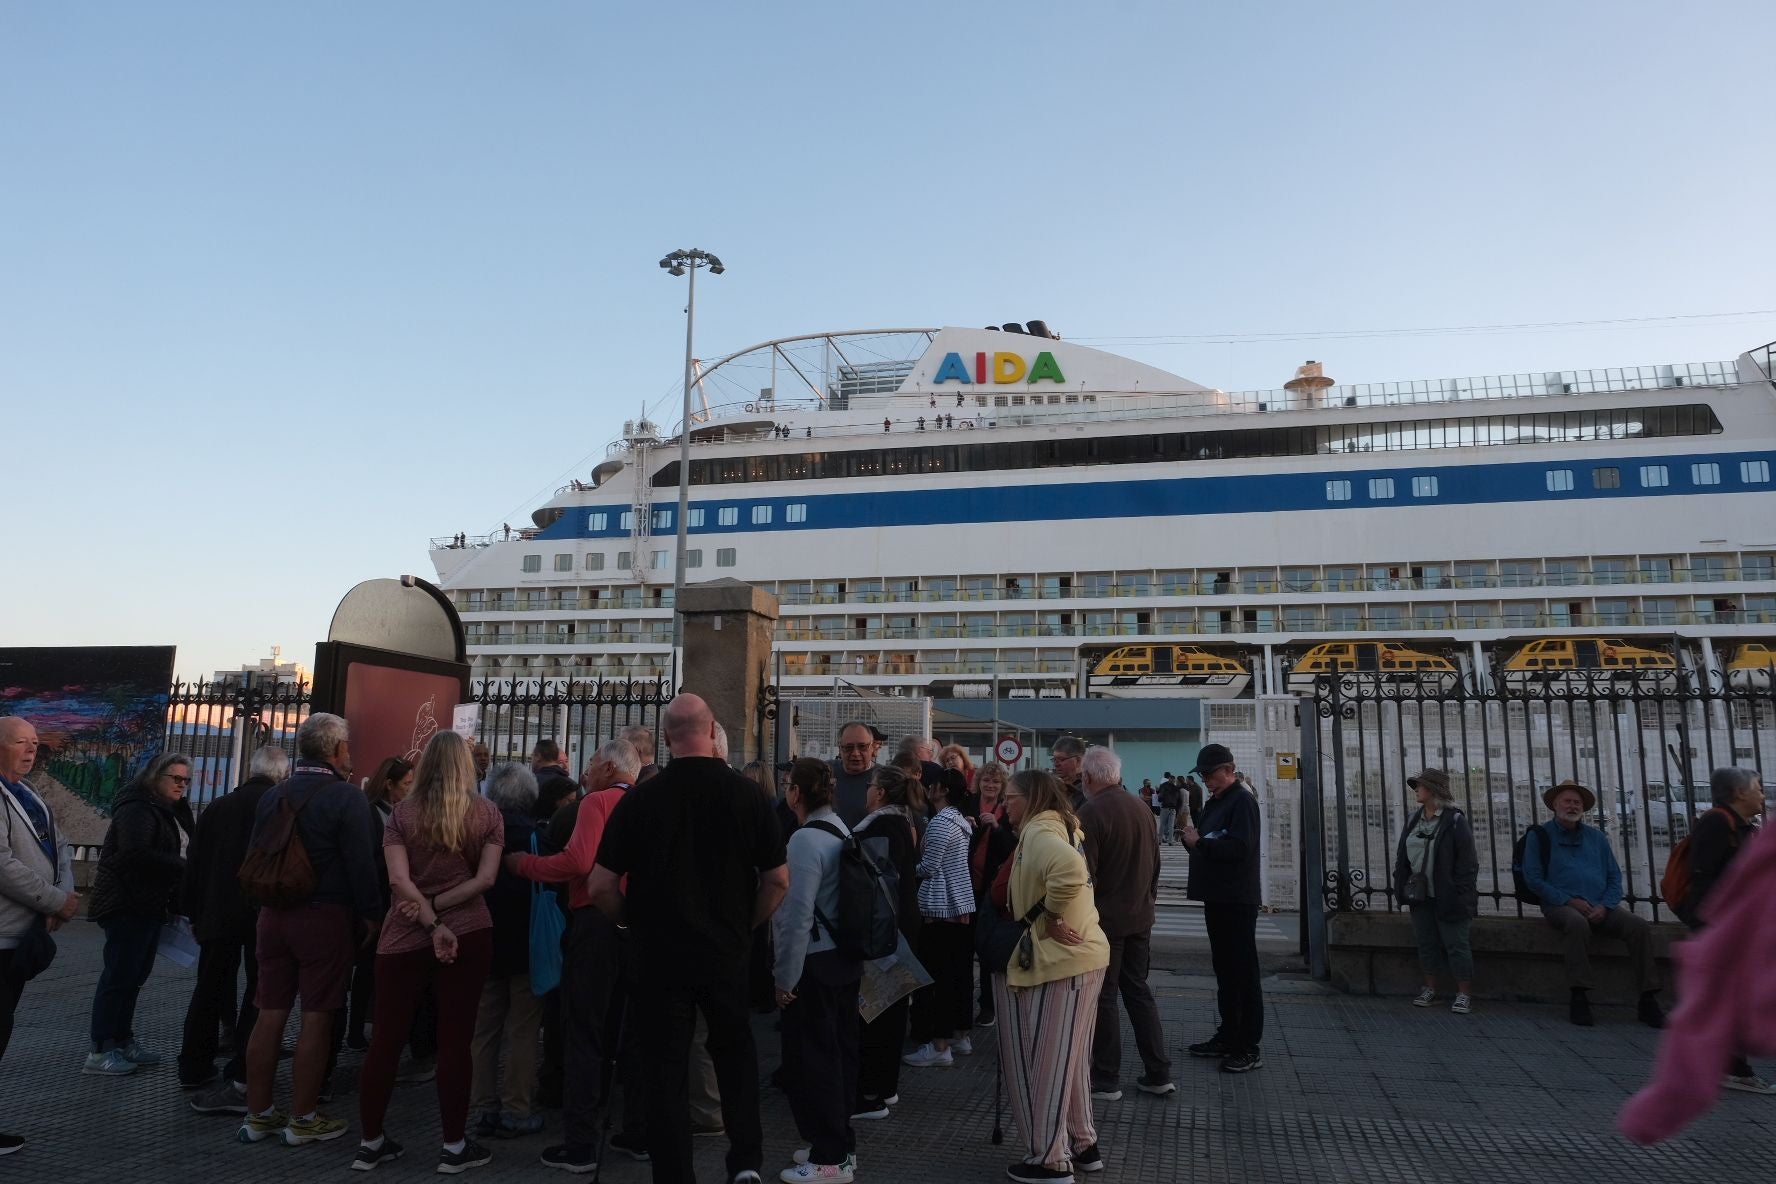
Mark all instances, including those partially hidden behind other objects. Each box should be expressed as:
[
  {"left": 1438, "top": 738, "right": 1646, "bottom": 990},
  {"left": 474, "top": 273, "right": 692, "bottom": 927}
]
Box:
[{"left": 903, "top": 770, "right": 976, "bottom": 1068}]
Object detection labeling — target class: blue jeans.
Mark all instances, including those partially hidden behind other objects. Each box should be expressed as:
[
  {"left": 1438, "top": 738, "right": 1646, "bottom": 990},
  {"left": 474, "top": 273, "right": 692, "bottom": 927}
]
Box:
[{"left": 91, "top": 916, "right": 162, "bottom": 1052}]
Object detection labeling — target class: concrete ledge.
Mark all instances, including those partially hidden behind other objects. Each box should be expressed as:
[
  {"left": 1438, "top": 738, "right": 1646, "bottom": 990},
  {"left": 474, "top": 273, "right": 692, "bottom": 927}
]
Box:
[{"left": 1328, "top": 910, "right": 1681, "bottom": 1004}]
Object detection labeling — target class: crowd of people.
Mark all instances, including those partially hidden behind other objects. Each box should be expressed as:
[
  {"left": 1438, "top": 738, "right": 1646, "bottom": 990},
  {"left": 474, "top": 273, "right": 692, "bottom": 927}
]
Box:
[{"left": 4, "top": 705, "right": 1765, "bottom": 1177}]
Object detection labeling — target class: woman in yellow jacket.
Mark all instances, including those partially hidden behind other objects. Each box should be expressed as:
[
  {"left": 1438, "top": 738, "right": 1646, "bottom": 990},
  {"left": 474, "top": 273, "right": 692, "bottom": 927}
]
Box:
[{"left": 996, "top": 770, "right": 1110, "bottom": 1184}]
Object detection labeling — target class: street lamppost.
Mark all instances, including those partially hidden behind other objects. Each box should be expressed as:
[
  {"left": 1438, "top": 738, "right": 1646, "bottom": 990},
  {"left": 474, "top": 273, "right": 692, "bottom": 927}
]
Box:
[{"left": 659, "top": 248, "right": 724, "bottom": 677}]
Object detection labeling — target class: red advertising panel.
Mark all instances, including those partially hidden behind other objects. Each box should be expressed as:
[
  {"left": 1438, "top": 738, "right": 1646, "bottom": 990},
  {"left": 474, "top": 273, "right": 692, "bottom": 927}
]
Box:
[{"left": 311, "top": 643, "right": 470, "bottom": 775}]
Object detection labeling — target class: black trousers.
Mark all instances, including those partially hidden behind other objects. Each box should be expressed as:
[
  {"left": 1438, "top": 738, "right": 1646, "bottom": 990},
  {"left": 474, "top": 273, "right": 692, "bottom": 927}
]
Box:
[
  {"left": 782, "top": 952, "right": 861, "bottom": 1166},
  {"left": 178, "top": 934, "right": 258, "bottom": 1084},
  {"left": 636, "top": 954, "right": 763, "bottom": 1184},
  {"left": 0, "top": 948, "right": 23, "bottom": 1067},
  {"left": 857, "top": 994, "right": 908, "bottom": 1105},
  {"left": 1203, "top": 902, "right": 1264, "bottom": 1052},
  {"left": 1090, "top": 930, "right": 1171, "bottom": 1087},
  {"left": 561, "top": 906, "right": 624, "bottom": 1146},
  {"left": 910, "top": 920, "right": 975, "bottom": 1043}
]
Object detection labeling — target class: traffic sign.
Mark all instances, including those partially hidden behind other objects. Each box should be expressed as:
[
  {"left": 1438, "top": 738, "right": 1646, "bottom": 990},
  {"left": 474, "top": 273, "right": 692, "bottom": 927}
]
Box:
[{"left": 995, "top": 735, "right": 1023, "bottom": 764}]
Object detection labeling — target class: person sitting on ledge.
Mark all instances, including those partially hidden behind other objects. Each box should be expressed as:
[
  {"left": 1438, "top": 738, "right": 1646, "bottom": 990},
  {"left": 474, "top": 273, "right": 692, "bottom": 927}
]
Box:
[{"left": 1523, "top": 780, "right": 1664, "bottom": 1029}]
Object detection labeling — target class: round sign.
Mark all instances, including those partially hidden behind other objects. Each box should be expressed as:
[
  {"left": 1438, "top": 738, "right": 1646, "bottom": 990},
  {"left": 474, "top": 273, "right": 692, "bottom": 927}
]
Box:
[{"left": 995, "top": 735, "right": 1023, "bottom": 764}]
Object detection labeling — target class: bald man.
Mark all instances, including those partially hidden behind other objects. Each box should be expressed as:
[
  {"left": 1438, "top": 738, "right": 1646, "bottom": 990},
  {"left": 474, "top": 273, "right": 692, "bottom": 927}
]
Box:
[{"left": 589, "top": 694, "right": 789, "bottom": 1184}]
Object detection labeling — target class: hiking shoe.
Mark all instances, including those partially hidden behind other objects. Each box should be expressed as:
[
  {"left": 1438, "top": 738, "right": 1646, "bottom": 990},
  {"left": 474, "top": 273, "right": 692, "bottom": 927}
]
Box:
[
  {"left": 281, "top": 1114, "right": 348, "bottom": 1145},
  {"left": 396, "top": 1057, "right": 437, "bottom": 1084},
  {"left": 1089, "top": 1085, "right": 1121, "bottom": 1102},
  {"left": 540, "top": 1143, "right": 597, "bottom": 1173},
  {"left": 1006, "top": 1163, "right": 1074, "bottom": 1184},
  {"left": 438, "top": 1140, "right": 492, "bottom": 1174},
  {"left": 82, "top": 1049, "right": 137, "bottom": 1076},
  {"left": 1450, "top": 994, "right": 1472, "bottom": 1016},
  {"left": 902, "top": 1042, "right": 952, "bottom": 1068},
  {"left": 118, "top": 1039, "right": 162, "bottom": 1066},
  {"left": 235, "top": 1111, "right": 290, "bottom": 1143},
  {"left": 851, "top": 1098, "right": 890, "bottom": 1120},
  {"left": 607, "top": 1131, "right": 651, "bottom": 1161},
  {"left": 1187, "top": 1037, "right": 1230, "bottom": 1059},
  {"left": 780, "top": 1159, "right": 854, "bottom": 1183},
  {"left": 352, "top": 1139, "right": 405, "bottom": 1171},
  {"left": 1074, "top": 1143, "right": 1104, "bottom": 1173},
  {"left": 794, "top": 1150, "right": 858, "bottom": 1168},
  {"left": 1411, "top": 988, "right": 1436, "bottom": 1008},
  {"left": 1136, "top": 1073, "right": 1176, "bottom": 1096},
  {"left": 1218, "top": 1050, "right": 1263, "bottom": 1074},
  {"left": 0, "top": 1134, "right": 24, "bottom": 1156},
  {"left": 1724, "top": 1074, "right": 1776, "bottom": 1095},
  {"left": 1638, "top": 993, "right": 1666, "bottom": 1030},
  {"left": 473, "top": 1112, "right": 501, "bottom": 1139},
  {"left": 496, "top": 1114, "right": 544, "bottom": 1138},
  {"left": 190, "top": 1080, "right": 250, "bottom": 1116},
  {"left": 953, "top": 1036, "right": 974, "bottom": 1055},
  {"left": 1569, "top": 993, "right": 1595, "bottom": 1027}
]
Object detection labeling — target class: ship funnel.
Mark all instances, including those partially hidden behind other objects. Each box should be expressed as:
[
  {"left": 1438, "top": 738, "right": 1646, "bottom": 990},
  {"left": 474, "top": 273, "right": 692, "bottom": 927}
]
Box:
[
  {"left": 1001, "top": 323, "right": 1025, "bottom": 334},
  {"left": 1282, "top": 360, "right": 1337, "bottom": 409},
  {"left": 1025, "top": 320, "right": 1058, "bottom": 339}
]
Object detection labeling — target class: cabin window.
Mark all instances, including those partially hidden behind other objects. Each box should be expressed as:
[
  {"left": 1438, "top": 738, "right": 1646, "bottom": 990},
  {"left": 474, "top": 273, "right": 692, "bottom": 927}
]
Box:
[
  {"left": 1411, "top": 475, "right": 1439, "bottom": 497},
  {"left": 1639, "top": 465, "right": 1669, "bottom": 488},
  {"left": 1741, "top": 460, "right": 1770, "bottom": 484},
  {"left": 1546, "top": 469, "right": 1574, "bottom": 492},
  {"left": 1368, "top": 478, "right": 1395, "bottom": 500},
  {"left": 1326, "top": 480, "right": 1352, "bottom": 502},
  {"left": 521, "top": 555, "right": 541, "bottom": 573}
]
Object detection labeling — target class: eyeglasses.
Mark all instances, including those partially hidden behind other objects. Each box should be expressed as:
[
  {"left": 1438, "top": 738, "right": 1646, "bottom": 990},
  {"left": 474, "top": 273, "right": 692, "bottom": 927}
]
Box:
[
  {"left": 838, "top": 743, "right": 873, "bottom": 753},
  {"left": 166, "top": 774, "right": 192, "bottom": 787}
]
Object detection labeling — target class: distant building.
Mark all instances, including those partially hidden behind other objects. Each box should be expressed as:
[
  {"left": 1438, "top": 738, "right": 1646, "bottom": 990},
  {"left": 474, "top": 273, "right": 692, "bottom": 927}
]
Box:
[{"left": 211, "top": 646, "right": 309, "bottom": 689}]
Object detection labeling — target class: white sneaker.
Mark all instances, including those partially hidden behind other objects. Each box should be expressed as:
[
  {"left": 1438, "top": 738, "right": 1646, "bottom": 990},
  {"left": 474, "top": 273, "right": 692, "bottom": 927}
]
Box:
[
  {"left": 902, "top": 1043, "right": 953, "bottom": 1068},
  {"left": 1450, "top": 994, "right": 1472, "bottom": 1015},
  {"left": 953, "top": 1037, "right": 974, "bottom": 1056},
  {"left": 781, "top": 1157, "right": 855, "bottom": 1182},
  {"left": 793, "top": 1150, "right": 859, "bottom": 1167},
  {"left": 1411, "top": 988, "right": 1435, "bottom": 1008}
]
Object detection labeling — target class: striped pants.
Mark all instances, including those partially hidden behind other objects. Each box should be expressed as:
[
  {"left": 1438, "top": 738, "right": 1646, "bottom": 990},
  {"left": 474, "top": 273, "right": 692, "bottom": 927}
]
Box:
[{"left": 993, "top": 968, "right": 1105, "bottom": 1169}]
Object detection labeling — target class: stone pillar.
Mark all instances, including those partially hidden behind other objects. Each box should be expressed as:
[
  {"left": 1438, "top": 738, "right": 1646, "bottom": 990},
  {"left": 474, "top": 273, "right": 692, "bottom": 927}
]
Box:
[{"left": 678, "top": 578, "right": 780, "bottom": 767}]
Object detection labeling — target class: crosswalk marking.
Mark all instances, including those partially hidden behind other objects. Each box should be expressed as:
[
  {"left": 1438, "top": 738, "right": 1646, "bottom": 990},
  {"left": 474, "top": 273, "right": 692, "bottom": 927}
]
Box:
[{"left": 1150, "top": 907, "right": 1292, "bottom": 944}]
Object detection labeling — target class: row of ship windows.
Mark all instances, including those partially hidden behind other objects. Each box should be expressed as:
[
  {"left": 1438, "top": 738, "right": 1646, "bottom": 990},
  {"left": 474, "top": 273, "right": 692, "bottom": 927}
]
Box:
[
  {"left": 585, "top": 504, "right": 808, "bottom": 535},
  {"left": 523, "top": 549, "right": 740, "bottom": 574},
  {"left": 1324, "top": 460, "right": 1770, "bottom": 503}
]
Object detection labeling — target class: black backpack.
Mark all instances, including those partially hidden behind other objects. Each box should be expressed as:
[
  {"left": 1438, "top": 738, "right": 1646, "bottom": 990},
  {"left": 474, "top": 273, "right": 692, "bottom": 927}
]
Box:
[
  {"left": 805, "top": 819, "right": 899, "bottom": 961},
  {"left": 1510, "top": 823, "right": 1552, "bottom": 905}
]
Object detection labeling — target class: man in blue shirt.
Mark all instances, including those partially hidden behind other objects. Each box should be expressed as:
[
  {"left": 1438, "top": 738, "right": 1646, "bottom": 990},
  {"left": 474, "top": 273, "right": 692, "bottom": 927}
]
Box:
[{"left": 1522, "top": 780, "right": 1663, "bottom": 1028}]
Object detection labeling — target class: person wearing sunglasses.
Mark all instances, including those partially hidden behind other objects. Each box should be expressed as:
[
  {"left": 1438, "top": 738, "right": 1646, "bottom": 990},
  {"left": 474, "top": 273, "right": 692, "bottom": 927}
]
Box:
[{"left": 85, "top": 751, "right": 197, "bottom": 1076}]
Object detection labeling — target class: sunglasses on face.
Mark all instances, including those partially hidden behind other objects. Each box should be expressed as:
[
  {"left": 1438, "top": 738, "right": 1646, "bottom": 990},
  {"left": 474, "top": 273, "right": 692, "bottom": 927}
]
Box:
[{"left": 166, "top": 774, "right": 192, "bottom": 787}]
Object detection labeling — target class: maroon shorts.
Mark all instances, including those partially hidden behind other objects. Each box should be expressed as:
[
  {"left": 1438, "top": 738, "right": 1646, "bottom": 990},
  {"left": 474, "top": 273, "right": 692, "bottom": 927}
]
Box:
[{"left": 255, "top": 904, "right": 354, "bottom": 1012}]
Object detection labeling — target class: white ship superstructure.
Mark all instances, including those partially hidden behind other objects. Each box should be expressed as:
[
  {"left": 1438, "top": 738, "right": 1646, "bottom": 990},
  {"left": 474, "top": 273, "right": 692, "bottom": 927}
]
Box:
[{"left": 430, "top": 327, "right": 1776, "bottom": 699}]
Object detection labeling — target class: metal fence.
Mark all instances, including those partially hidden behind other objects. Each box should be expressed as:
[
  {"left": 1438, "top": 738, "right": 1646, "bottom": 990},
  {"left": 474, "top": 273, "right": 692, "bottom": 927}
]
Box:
[
  {"left": 162, "top": 676, "right": 673, "bottom": 807},
  {"left": 1299, "top": 645, "right": 1776, "bottom": 923}
]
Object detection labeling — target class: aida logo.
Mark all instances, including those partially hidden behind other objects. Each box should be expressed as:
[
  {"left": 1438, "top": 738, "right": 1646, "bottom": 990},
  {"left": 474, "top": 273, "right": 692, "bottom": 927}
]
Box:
[{"left": 932, "top": 351, "right": 1066, "bottom": 385}]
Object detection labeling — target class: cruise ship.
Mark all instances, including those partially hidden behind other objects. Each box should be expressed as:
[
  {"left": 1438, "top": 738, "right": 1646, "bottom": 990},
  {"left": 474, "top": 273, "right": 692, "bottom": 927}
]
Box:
[{"left": 429, "top": 325, "right": 1776, "bottom": 704}]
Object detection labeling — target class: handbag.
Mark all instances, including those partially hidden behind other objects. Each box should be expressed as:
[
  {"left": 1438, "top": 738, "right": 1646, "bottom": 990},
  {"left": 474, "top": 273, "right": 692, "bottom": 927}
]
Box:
[
  {"left": 1402, "top": 816, "right": 1436, "bottom": 904},
  {"left": 975, "top": 888, "right": 1048, "bottom": 975},
  {"left": 6, "top": 914, "right": 56, "bottom": 983},
  {"left": 527, "top": 833, "right": 567, "bottom": 995}
]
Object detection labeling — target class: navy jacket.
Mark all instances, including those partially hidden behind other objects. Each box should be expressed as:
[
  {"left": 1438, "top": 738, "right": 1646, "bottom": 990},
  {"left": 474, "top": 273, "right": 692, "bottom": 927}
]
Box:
[
  {"left": 251, "top": 762, "right": 381, "bottom": 921},
  {"left": 1185, "top": 782, "right": 1262, "bottom": 906}
]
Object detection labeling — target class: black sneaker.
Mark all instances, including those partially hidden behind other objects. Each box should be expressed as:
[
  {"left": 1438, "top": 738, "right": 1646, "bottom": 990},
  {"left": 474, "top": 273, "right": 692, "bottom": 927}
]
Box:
[
  {"left": 351, "top": 1139, "right": 405, "bottom": 1171},
  {"left": 1187, "top": 1037, "right": 1230, "bottom": 1059},
  {"left": 1074, "top": 1143, "right": 1104, "bottom": 1173},
  {"left": 1638, "top": 993, "right": 1666, "bottom": 1030},
  {"left": 540, "top": 1143, "right": 597, "bottom": 1174},
  {"left": 0, "top": 1133, "right": 23, "bottom": 1156},
  {"left": 1218, "top": 1049, "right": 1263, "bottom": 1074},
  {"left": 976, "top": 1008, "right": 997, "bottom": 1029},
  {"left": 1570, "top": 991, "right": 1595, "bottom": 1028},
  {"left": 1006, "top": 1163, "right": 1074, "bottom": 1184},
  {"left": 438, "top": 1140, "right": 492, "bottom": 1174},
  {"left": 607, "top": 1132, "right": 651, "bottom": 1162},
  {"left": 473, "top": 1112, "right": 500, "bottom": 1139}
]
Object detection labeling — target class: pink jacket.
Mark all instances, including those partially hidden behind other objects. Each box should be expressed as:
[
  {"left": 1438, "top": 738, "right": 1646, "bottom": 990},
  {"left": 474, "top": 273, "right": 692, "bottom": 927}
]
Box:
[{"left": 1618, "top": 826, "right": 1776, "bottom": 1143}]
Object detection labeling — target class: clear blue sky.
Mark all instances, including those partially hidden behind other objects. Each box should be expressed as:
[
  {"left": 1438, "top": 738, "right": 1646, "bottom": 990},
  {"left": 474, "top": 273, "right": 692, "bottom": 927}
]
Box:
[{"left": 4, "top": 1, "right": 1772, "bottom": 678}]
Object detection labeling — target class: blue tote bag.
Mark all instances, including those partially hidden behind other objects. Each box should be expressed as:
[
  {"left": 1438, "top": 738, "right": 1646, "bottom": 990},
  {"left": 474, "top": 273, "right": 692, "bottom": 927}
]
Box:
[{"left": 528, "top": 833, "right": 567, "bottom": 994}]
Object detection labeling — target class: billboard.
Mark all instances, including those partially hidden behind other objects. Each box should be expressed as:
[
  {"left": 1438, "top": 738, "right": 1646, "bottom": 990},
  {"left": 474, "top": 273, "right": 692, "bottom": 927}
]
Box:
[
  {"left": 312, "top": 642, "right": 470, "bottom": 774},
  {"left": 0, "top": 645, "right": 176, "bottom": 809}
]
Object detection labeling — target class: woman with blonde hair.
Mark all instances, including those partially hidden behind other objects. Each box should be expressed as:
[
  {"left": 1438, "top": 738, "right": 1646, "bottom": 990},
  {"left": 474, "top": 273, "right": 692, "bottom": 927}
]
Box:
[
  {"left": 997, "top": 769, "right": 1109, "bottom": 1184},
  {"left": 354, "top": 730, "right": 504, "bottom": 1174}
]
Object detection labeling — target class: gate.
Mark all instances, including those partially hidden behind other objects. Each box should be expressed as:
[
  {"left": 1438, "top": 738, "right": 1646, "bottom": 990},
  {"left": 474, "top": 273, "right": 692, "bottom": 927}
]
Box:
[{"left": 1300, "top": 643, "right": 1776, "bottom": 936}]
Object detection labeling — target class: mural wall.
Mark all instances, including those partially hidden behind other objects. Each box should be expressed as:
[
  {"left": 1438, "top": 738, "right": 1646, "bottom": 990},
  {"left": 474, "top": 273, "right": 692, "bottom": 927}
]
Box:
[{"left": 0, "top": 646, "right": 176, "bottom": 810}]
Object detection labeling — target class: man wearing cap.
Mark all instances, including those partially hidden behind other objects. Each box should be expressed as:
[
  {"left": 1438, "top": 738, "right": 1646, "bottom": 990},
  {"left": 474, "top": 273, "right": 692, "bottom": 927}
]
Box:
[
  {"left": 1179, "top": 743, "right": 1264, "bottom": 1073},
  {"left": 1522, "top": 780, "right": 1663, "bottom": 1028}
]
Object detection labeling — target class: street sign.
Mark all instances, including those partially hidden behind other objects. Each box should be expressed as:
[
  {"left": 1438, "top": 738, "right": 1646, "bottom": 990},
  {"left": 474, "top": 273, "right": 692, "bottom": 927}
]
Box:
[
  {"left": 1276, "top": 752, "right": 1298, "bottom": 780},
  {"left": 995, "top": 735, "right": 1023, "bottom": 764}
]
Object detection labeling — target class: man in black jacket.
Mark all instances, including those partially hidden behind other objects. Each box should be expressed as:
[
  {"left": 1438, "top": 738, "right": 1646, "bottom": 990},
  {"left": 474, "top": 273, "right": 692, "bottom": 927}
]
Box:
[
  {"left": 532, "top": 740, "right": 578, "bottom": 825},
  {"left": 181, "top": 747, "right": 290, "bottom": 1104},
  {"left": 1680, "top": 766, "right": 1769, "bottom": 1093},
  {"left": 1180, "top": 743, "right": 1265, "bottom": 1074}
]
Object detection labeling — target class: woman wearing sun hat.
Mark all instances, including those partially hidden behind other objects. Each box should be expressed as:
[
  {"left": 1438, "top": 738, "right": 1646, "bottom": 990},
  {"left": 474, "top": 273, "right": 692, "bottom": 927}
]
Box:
[{"left": 1391, "top": 768, "right": 1479, "bottom": 1015}]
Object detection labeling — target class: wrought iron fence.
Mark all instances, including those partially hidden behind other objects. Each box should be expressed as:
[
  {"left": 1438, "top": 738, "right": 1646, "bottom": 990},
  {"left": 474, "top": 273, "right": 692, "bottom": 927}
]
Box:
[
  {"left": 1299, "top": 644, "right": 1776, "bottom": 923},
  {"left": 166, "top": 679, "right": 313, "bottom": 807}
]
